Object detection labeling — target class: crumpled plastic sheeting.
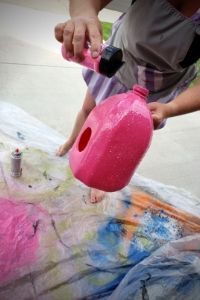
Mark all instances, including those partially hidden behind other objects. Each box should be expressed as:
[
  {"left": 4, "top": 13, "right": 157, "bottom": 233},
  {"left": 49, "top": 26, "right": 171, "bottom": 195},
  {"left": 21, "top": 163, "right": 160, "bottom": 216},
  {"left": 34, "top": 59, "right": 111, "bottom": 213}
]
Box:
[
  {"left": 0, "top": 101, "right": 200, "bottom": 300},
  {"left": 109, "top": 234, "right": 200, "bottom": 300}
]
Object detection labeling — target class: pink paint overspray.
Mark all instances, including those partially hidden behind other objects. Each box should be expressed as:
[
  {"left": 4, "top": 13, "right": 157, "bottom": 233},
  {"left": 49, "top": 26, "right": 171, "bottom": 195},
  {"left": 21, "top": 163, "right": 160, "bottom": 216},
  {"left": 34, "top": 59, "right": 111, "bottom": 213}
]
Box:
[
  {"left": 0, "top": 199, "right": 45, "bottom": 283},
  {"left": 11, "top": 148, "right": 22, "bottom": 177},
  {"left": 61, "top": 43, "right": 124, "bottom": 77},
  {"left": 69, "top": 85, "right": 153, "bottom": 192}
]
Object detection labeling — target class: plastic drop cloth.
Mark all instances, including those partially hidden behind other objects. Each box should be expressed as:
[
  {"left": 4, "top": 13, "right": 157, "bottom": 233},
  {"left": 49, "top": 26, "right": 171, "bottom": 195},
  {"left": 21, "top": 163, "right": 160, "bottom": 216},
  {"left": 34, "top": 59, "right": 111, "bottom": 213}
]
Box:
[{"left": 0, "top": 101, "right": 200, "bottom": 300}]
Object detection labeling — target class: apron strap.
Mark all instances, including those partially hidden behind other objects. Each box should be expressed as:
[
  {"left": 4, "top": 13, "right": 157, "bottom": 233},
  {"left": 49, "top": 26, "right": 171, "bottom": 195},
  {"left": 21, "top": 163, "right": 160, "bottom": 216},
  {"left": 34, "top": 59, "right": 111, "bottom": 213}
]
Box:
[{"left": 180, "top": 27, "right": 200, "bottom": 68}]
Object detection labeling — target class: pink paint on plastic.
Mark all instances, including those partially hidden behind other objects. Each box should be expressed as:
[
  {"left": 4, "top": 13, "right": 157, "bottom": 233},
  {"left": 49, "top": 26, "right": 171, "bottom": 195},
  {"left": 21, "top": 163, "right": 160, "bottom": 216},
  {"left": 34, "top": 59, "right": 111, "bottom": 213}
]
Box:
[
  {"left": 0, "top": 199, "right": 43, "bottom": 283},
  {"left": 61, "top": 43, "right": 124, "bottom": 78},
  {"left": 69, "top": 85, "right": 153, "bottom": 192},
  {"left": 61, "top": 44, "right": 101, "bottom": 72}
]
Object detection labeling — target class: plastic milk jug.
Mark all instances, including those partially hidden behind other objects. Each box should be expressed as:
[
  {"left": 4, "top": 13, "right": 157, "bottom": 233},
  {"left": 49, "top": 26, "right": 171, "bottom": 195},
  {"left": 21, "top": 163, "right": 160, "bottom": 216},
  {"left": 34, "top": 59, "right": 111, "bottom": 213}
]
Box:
[
  {"left": 69, "top": 85, "right": 153, "bottom": 192},
  {"left": 61, "top": 43, "right": 124, "bottom": 77}
]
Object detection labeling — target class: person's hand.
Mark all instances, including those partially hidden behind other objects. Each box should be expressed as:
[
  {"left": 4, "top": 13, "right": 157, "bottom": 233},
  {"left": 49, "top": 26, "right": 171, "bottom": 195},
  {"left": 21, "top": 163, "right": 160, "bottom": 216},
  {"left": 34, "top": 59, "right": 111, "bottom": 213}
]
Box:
[
  {"left": 55, "top": 16, "right": 102, "bottom": 61},
  {"left": 148, "top": 102, "right": 171, "bottom": 129}
]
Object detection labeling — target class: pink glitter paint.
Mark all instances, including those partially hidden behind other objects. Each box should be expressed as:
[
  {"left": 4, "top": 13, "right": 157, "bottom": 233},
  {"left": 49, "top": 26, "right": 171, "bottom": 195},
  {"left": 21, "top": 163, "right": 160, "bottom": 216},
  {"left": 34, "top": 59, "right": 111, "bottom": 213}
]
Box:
[
  {"left": 61, "top": 43, "right": 124, "bottom": 78},
  {"left": 0, "top": 198, "right": 44, "bottom": 283},
  {"left": 69, "top": 85, "right": 153, "bottom": 192},
  {"left": 61, "top": 43, "right": 100, "bottom": 72}
]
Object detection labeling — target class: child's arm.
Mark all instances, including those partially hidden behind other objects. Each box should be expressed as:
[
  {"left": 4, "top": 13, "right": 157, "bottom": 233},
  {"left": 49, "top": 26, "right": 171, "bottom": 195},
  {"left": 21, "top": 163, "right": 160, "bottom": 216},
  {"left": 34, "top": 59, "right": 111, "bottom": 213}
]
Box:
[
  {"left": 148, "top": 80, "right": 200, "bottom": 128},
  {"left": 55, "top": 0, "right": 112, "bottom": 60}
]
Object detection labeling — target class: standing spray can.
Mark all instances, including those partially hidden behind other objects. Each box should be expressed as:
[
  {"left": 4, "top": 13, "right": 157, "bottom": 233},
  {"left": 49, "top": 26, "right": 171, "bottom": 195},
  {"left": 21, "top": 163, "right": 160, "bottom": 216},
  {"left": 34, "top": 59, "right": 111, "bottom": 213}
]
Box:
[{"left": 11, "top": 148, "right": 22, "bottom": 177}]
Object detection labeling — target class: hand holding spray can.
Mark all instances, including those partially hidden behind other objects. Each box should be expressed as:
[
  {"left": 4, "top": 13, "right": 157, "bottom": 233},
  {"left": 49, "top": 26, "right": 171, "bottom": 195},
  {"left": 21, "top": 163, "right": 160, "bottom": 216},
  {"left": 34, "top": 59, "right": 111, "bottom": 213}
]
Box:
[{"left": 11, "top": 148, "right": 22, "bottom": 177}]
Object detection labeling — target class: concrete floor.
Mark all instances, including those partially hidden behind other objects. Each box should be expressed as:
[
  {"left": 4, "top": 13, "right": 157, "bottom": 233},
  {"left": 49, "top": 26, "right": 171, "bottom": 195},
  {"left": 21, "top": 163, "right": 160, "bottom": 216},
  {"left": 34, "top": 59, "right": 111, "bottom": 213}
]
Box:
[{"left": 0, "top": 1, "right": 200, "bottom": 198}]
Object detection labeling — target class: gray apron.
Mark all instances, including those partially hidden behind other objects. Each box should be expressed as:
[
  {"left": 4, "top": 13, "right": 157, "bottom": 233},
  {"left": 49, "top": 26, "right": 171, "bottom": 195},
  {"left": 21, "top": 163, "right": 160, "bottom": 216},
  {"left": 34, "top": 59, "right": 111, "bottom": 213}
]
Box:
[{"left": 110, "top": 0, "right": 199, "bottom": 101}]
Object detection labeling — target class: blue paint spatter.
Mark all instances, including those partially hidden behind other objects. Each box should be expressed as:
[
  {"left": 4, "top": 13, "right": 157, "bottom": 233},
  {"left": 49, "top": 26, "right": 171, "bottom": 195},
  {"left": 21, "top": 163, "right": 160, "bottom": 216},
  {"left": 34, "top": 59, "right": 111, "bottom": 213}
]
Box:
[
  {"left": 134, "top": 211, "right": 181, "bottom": 257},
  {"left": 87, "top": 211, "right": 183, "bottom": 295},
  {"left": 17, "top": 131, "right": 25, "bottom": 140},
  {"left": 88, "top": 218, "right": 126, "bottom": 271},
  {"left": 90, "top": 210, "right": 183, "bottom": 266},
  {"left": 86, "top": 218, "right": 133, "bottom": 296},
  {"left": 89, "top": 216, "right": 151, "bottom": 274},
  {"left": 142, "top": 210, "right": 183, "bottom": 242},
  {"left": 128, "top": 242, "right": 150, "bottom": 264},
  {"left": 86, "top": 215, "right": 150, "bottom": 296},
  {"left": 97, "top": 218, "right": 123, "bottom": 249},
  {"left": 127, "top": 210, "right": 183, "bottom": 264}
]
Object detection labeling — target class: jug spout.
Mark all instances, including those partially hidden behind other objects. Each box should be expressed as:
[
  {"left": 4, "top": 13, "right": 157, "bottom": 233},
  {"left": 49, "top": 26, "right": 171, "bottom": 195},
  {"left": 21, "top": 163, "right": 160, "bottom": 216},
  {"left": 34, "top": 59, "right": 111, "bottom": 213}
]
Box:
[{"left": 132, "top": 84, "right": 149, "bottom": 100}]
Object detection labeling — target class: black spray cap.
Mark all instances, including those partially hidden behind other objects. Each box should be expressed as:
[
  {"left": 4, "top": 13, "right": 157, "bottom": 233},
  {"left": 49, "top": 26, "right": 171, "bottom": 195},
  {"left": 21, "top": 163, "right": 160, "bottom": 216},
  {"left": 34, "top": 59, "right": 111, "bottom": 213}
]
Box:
[{"left": 99, "top": 45, "right": 124, "bottom": 78}]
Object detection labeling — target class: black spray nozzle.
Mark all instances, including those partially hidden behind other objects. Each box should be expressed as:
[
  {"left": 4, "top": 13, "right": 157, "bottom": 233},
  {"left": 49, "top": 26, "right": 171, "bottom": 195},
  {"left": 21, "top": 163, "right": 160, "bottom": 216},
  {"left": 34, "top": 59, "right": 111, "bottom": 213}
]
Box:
[{"left": 99, "top": 45, "right": 124, "bottom": 78}]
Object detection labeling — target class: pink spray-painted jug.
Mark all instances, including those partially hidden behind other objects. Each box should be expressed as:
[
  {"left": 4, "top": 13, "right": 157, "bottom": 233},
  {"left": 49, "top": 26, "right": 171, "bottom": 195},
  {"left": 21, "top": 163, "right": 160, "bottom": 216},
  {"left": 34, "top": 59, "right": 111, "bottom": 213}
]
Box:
[
  {"left": 61, "top": 43, "right": 124, "bottom": 77},
  {"left": 69, "top": 85, "right": 153, "bottom": 192}
]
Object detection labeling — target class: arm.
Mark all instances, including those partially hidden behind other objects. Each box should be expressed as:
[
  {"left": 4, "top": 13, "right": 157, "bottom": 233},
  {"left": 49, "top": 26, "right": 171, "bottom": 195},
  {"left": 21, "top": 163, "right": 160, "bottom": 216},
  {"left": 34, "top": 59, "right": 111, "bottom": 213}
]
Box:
[
  {"left": 148, "top": 80, "right": 200, "bottom": 129},
  {"left": 70, "top": 0, "right": 112, "bottom": 15},
  {"left": 164, "top": 80, "right": 200, "bottom": 116},
  {"left": 55, "top": 0, "right": 112, "bottom": 60}
]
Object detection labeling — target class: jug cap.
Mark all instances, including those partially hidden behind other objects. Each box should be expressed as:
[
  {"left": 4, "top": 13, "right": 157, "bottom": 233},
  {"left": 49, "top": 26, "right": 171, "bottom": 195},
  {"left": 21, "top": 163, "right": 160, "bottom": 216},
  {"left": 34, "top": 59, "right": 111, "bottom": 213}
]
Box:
[
  {"left": 99, "top": 45, "right": 124, "bottom": 78},
  {"left": 132, "top": 84, "right": 149, "bottom": 99}
]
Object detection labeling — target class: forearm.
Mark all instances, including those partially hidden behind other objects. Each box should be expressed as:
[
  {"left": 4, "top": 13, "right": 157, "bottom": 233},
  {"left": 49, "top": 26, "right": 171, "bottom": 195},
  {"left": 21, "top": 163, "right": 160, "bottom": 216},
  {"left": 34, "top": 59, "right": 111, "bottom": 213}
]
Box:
[
  {"left": 69, "top": 0, "right": 112, "bottom": 17},
  {"left": 164, "top": 80, "right": 200, "bottom": 118}
]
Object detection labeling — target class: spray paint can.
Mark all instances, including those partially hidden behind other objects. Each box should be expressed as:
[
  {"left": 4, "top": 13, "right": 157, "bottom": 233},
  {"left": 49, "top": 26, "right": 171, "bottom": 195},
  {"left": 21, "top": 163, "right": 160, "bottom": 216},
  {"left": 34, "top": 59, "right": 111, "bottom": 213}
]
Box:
[
  {"left": 11, "top": 148, "right": 22, "bottom": 177},
  {"left": 61, "top": 44, "right": 124, "bottom": 78}
]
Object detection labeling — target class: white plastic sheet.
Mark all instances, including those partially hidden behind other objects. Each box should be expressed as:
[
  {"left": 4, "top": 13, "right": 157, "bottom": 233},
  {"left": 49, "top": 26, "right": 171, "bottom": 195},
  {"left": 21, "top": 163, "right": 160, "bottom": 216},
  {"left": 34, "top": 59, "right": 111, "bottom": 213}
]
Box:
[{"left": 0, "top": 101, "right": 199, "bottom": 299}]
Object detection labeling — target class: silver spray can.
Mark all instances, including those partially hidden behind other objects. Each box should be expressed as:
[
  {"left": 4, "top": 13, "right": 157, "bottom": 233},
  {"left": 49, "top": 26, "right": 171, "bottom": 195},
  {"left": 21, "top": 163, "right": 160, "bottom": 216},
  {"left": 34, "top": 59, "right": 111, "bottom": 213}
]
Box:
[{"left": 11, "top": 148, "right": 22, "bottom": 177}]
